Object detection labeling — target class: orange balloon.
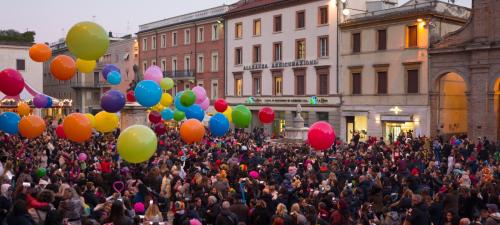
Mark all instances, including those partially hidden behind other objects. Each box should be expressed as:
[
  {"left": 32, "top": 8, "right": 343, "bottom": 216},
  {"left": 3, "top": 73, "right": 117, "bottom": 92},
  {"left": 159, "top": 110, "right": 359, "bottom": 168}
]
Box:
[
  {"left": 18, "top": 115, "right": 46, "bottom": 139},
  {"left": 180, "top": 119, "right": 205, "bottom": 144},
  {"left": 63, "top": 113, "right": 92, "bottom": 143},
  {"left": 17, "top": 102, "right": 31, "bottom": 116},
  {"left": 50, "top": 55, "right": 76, "bottom": 81},
  {"left": 29, "top": 43, "right": 52, "bottom": 62}
]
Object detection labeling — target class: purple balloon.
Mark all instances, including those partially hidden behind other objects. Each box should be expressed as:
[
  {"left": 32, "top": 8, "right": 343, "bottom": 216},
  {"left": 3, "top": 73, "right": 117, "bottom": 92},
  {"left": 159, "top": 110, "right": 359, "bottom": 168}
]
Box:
[
  {"left": 100, "top": 90, "right": 126, "bottom": 113},
  {"left": 102, "top": 64, "right": 120, "bottom": 80},
  {"left": 33, "top": 94, "right": 48, "bottom": 108}
]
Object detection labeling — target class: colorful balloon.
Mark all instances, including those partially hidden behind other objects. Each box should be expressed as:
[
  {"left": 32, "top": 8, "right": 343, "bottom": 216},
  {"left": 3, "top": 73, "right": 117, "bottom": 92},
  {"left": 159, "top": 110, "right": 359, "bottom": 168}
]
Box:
[
  {"left": 50, "top": 55, "right": 76, "bottom": 81},
  {"left": 173, "top": 110, "right": 185, "bottom": 122},
  {"left": 144, "top": 65, "right": 163, "bottom": 84},
  {"left": 45, "top": 97, "right": 53, "bottom": 108},
  {"left": 307, "top": 121, "right": 336, "bottom": 151},
  {"left": 17, "top": 102, "right": 30, "bottom": 116},
  {"left": 249, "top": 171, "right": 260, "bottom": 179},
  {"left": 154, "top": 123, "right": 166, "bottom": 135},
  {"left": 33, "top": 94, "right": 48, "bottom": 108},
  {"left": 66, "top": 21, "right": 109, "bottom": 60},
  {"left": 214, "top": 99, "right": 228, "bottom": 113},
  {"left": 134, "top": 80, "right": 162, "bottom": 108},
  {"left": 232, "top": 105, "right": 252, "bottom": 128},
  {"left": 56, "top": 124, "right": 66, "bottom": 138},
  {"left": 100, "top": 90, "right": 125, "bottom": 113},
  {"left": 29, "top": 43, "right": 52, "bottom": 62},
  {"left": 180, "top": 90, "right": 196, "bottom": 107},
  {"left": 76, "top": 58, "right": 96, "bottom": 73},
  {"left": 199, "top": 97, "right": 210, "bottom": 111},
  {"left": 78, "top": 153, "right": 87, "bottom": 161},
  {"left": 36, "top": 167, "right": 46, "bottom": 178},
  {"left": 126, "top": 90, "right": 136, "bottom": 102},
  {"left": 161, "top": 109, "right": 174, "bottom": 120},
  {"left": 223, "top": 106, "right": 233, "bottom": 122},
  {"left": 192, "top": 86, "right": 207, "bottom": 104},
  {"left": 63, "top": 113, "right": 92, "bottom": 143},
  {"left": 148, "top": 111, "right": 162, "bottom": 124},
  {"left": 18, "top": 115, "right": 46, "bottom": 139},
  {"left": 0, "top": 68, "right": 24, "bottom": 96},
  {"left": 185, "top": 104, "right": 205, "bottom": 122},
  {"left": 150, "top": 103, "right": 165, "bottom": 112},
  {"left": 180, "top": 119, "right": 205, "bottom": 144},
  {"left": 174, "top": 91, "right": 188, "bottom": 112},
  {"left": 209, "top": 113, "right": 229, "bottom": 137},
  {"left": 117, "top": 125, "right": 158, "bottom": 164},
  {"left": 160, "top": 93, "right": 173, "bottom": 107},
  {"left": 84, "top": 113, "right": 95, "bottom": 127},
  {"left": 0, "top": 112, "right": 20, "bottom": 134},
  {"left": 107, "top": 71, "right": 121, "bottom": 85},
  {"left": 258, "top": 107, "right": 275, "bottom": 124},
  {"left": 102, "top": 64, "right": 119, "bottom": 80},
  {"left": 94, "top": 111, "right": 119, "bottom": 133},
  {"left": 160, "top": 78, "right": 174, "bottom": 90}
]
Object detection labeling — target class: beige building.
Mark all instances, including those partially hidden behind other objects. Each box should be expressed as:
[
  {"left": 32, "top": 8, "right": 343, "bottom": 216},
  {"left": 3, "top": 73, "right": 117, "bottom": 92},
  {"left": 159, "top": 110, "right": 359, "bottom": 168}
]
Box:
[{"left": 339, "top": 0, "right": 469, "bottom": 142}]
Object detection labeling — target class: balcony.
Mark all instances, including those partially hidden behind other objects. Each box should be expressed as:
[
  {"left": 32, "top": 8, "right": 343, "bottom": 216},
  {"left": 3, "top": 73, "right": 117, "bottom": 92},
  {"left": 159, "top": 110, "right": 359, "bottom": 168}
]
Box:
[
  {"left": 71, "top": 81, "right": 110, "bottom": 89},
  {"left": 163, "top": 70, "right": 195, "bottom": 80}
]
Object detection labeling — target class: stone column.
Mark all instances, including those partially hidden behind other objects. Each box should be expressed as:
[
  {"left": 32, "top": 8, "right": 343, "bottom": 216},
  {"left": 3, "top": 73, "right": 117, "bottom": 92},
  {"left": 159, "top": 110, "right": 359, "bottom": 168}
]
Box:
[
  {"left": 468, "top": 64, "right": 490, "bottom": 140},
  {"left": 487, "top": 92, "right": 498, "bottom": 141},
  {"left": 329, "top": 109, "right": 341, "bottom": 134},
  {"left": 120, "top": 104, "right": 148, "bottom": 130},
  {"left": 429, "top": 92, "right": 440, "bottom": 137}
]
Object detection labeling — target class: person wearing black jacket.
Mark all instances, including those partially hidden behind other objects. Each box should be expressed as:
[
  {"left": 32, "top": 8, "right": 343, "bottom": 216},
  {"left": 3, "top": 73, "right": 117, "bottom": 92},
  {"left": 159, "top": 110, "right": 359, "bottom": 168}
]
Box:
[
  {"left": 215, "top": 201, "right": 238, "bottom": 225},
  {"left": 205, "top": 196, "right": 220, "bottom": 225},
  {"left": 405, "top": 194, "right": 431, "bottom": 225}
]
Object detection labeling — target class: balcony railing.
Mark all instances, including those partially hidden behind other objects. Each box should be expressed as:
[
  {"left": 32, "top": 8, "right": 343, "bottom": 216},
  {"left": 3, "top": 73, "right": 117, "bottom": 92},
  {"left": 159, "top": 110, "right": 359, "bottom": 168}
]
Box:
[
  {"left": 163, "top": 70, "right": 194, "bottom": 79},
  {"left": 71, "top": 81, "right": 110, "bottom": 89}
]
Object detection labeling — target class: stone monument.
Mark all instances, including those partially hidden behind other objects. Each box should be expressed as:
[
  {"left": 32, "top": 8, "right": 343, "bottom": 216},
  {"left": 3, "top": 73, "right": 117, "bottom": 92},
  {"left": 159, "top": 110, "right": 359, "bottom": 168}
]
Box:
[
  {"left": 284, "top": 104, "right": 309, "bottom": 141},
  {"left": 120, "top": 102, "right": 148, "bottom": 130}
]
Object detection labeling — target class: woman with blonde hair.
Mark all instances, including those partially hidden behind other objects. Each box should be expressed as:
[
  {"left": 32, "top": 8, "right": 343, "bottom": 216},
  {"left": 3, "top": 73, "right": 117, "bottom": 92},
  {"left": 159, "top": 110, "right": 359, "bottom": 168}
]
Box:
[
  {"left": 271, "top": 203, "right": 292, "bottom": 225},
  {"left": 290, "top": 203, "right": 308, "bottom": 225},
  {"left": 144, "top": 202, "right": 163, "bottom": 223}
]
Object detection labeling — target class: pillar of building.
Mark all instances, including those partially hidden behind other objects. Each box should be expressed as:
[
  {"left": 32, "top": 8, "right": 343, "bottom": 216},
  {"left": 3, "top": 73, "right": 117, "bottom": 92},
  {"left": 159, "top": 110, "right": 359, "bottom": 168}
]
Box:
[{"left": 429, "top": 92, "right": 440, "bottom": 137}]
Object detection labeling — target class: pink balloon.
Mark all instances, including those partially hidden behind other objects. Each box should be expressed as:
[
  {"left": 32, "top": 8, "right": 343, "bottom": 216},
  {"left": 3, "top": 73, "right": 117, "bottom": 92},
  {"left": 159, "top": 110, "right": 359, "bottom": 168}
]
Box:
[
  {"left": 200, "top": 97, "right": 210, "bottom": 111},
  {"left": 192, "top": 86, "right": 207, "bottom": 104},
  {"left": 249, "top": 171, "right": 259, "bottom": 179},
  {"left": 144, "top": 65, "right": 163, "bottom": 84},
  {"left": 307, "top": 121, "right": 336, "bottom": 151}
]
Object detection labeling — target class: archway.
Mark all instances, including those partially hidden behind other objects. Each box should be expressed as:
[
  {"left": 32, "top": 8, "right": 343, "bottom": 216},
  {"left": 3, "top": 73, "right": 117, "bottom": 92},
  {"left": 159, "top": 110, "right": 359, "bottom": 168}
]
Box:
[{"left": 436, "top": 72, "right": 468, "bottom": 137}]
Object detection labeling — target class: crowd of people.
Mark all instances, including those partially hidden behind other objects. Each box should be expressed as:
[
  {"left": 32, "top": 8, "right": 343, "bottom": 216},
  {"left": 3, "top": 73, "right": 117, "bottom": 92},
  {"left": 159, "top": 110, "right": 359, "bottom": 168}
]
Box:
[{"left": 0, "top": 118, "right": 499, "bottom": 225}]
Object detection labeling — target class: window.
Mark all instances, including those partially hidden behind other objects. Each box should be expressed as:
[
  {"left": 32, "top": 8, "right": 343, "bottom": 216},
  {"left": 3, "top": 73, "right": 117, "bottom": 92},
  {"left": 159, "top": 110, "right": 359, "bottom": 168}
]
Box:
[
  {"left": 235, "top": 23, "right": 243, "bottom": 39},
  {"left": 317, "top": 112, "right": 329, "bottom": 121},
  {"left": 143, "top": 61, "right": 148, "bottom": 73},
  {"left": 184, "top": 29, "right": 190, "bottom": 44},
  {"left": 253, "top": 19, "right": 261, "bottom": 36},
  {"left": 151, "top": 36, "right": 156, "bottom": 49},
  {"left": 319, "top": 6, "right": 328, "bottom": 25},
  {"left": 234, "top": 75, "right": 243, "bottom": 96},
  {"left": 319, "top": 36, "right": 329, "bottom": 57},
  {"left": 378, "top": 29, "right": 387, "bottom": 50},
  {"left": 253, "top": 74, "right": 261, "bottom": 96},
  {"left": 172, "top": 32, "right": 178, "bottom": 46},
  {"left": 161, "top": 34, "right": 167, "bottom": 48},
  {"left": 172, "top": 57, "right": 177, "bottom": 72},
  {"left": 16, "top": 59, "right": 25, "bottom": 71},
  {"left": 296, "top": 11, "right": 305, "bottom": 29},
  {"left": 185, "top": 56, "right": 191, "bottom": 71},
  {"left": 407, "top": 25, "right": 418, "bottom": 47},
  {"left": 318, "top": 74, "right": 328, "bottom": 95},
  {"left": 274, "top": 15, "right": 282, "bottom": 32},
  {"left": 197, "top": 27, "right": 204, "bottom": 43},
  {"left": 142, "top": 38, "right": 147, "bottom": 51},
  {"left": 296, "top": 39, "right": 306, "bottom": 60},
  {"left": 211, "top": 52, "right": 219, "bottom": 72},
  {"left": 212, "top": 24, "right": 219, "bottom": 40},
  {"left": 273, "top": 42, "right": 282, "bottom": 62},
  {"left": 273, "top": 75, "right": 283, "bottom": 95},
  {"left": 197, "top": 55, "right": 204, "bottom": 73},
  {"left": 296, "top": 74, "right": 305, "bottom": 95},
  {"left": 235, "top": 48, "right": 243, "bottom": 65},
  {"left": 160, "top": 59, "right": 166, "bottom": 72},
  {"left": 151, "top": 59, "right": 156, "bottom": 66},
  {"left": 352, "top": 72, "right": 361, "bottom": 94},
  {"left": 352, "top": 33, "right": 361, "bottom": 53},
  {"left": 253, "top": 45, "right": 261, "bottom": 63},
  {"left": 407, "top": 69, "right": 419, "bottom": 93},
  {"left": 377, "top": 71, "right": 388, "bottom": 94},
  {"left": 211, "top": 80, "right": 218, "bottom": 99}
]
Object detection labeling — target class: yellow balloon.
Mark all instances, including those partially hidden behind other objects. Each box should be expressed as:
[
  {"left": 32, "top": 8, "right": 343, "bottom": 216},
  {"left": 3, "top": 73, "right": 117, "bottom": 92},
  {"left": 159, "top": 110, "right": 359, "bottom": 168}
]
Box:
[
  {"left": 94, "top": 111, "right": 119, "bottom": 133},
  {"left": 150, "top": 104, "right": 165, "bottom": 112},
  {"left": 84, "top": 113, "right": 95, "bottom": 127},
  {"left": 160, "top": 93, "right": 173, "bottom": 107},
  {"left": 17, "top": 102, "right": 30, "bottom": 117},
  {"left": 117, "top": 125, "right": 157, "bottom": 164},
  {"left": 223, "top": 106, "right": 233, "bottom": 122},
  {"left": 76, "top": 58, "right": 96, "bottom": 73}
]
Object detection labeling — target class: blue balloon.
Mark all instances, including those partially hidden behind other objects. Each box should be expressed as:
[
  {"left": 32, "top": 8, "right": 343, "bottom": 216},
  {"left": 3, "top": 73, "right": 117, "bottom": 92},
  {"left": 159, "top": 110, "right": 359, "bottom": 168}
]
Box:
[
  {"left": 0, "top": 112, "right": 21, "bottom": 135},
  {"left": 107, "top": 71, "right": 122, "bottom": 85},
  {"left": 102, "top": 64, "right": 120, "bottom": 80},
  {"left": 101, "top": 90, "right": 126, "bottom": 113},
  {"left": 209, "top": 113, "right": 230, "bottom": 137},
  {"left": 161, "top": 108, "right": 174, "bottom": 120},
  {"left": 185, "top": 104, "right": 205, "bottom": 122},
  {"left": 134, "top": 80, "right": 162, "bottom": 108},
  {"left": 174, "top": 91, "right": 188, "bottom": 112},
  {"left": 45, "top": 97, "right": 53, "bottom": 108}
]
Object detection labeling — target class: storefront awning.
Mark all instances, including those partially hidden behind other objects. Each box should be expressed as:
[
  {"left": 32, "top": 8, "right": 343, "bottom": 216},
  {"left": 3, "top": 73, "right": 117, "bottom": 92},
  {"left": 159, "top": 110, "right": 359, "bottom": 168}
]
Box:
[{"left": 380, "top": 115, "right": 413, "bottom": 122}]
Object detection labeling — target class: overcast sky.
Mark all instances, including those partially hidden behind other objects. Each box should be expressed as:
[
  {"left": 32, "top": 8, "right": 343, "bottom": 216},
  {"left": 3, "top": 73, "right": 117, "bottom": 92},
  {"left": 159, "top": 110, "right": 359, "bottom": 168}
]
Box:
[{"left": 1, "top": 0, "right": 472, "bottom": 43}]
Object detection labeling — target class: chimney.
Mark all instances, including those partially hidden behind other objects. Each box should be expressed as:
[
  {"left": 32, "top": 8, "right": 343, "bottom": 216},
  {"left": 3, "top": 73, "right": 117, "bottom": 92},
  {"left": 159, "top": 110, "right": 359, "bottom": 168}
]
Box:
[
  {"left": 366, "top": 0, "right": 398, "bottom": 12},
  {"left": 108, "top": 32, "right": 113, "bottom": 38}
]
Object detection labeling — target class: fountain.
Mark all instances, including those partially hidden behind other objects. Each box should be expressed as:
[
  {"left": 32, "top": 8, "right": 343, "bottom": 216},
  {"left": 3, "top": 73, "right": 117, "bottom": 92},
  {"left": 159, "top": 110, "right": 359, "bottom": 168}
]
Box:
[{"left": 283, "top": 104, "right": 309, "bottom": 142}]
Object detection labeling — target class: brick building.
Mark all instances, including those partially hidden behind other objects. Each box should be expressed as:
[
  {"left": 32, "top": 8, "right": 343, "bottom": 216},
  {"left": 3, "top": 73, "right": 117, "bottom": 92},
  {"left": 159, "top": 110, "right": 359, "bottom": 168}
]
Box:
[{"left": 137, "top": 5, "right": 229, "bottom": 100}]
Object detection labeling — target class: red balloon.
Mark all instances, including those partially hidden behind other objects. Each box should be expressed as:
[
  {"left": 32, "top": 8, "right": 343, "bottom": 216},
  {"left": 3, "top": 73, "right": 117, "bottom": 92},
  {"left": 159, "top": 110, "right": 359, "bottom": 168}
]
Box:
[
  {"left": 154, "top": 123, "right": 166, "bottom": 135},
  {"left": 258, "top": 107, "right": 275, "bottom": 124},
  {"left": 307, "top": 121, "right": 336, "bottom": 151},
  {"left": 214, "top": 98, "right": 228, "bottom": 113},
  {"left": 126, "top": 90, "right": 136, "bottom": 102},
  {"left": 0, "top": 68, "right": 25, "bottom": 96},
  {"left": 148, "top": 111, "right": 162, "bottom": 124},
  {"left": 56, "top": 124, "right": 66, "bottom": 139}
]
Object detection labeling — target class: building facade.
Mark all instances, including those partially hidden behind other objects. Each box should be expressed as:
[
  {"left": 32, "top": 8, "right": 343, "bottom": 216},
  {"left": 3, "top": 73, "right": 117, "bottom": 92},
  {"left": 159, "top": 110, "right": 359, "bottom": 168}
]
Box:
[
  {"left": 225, "top": 0, "right": 349, "bottom": 136},
  {"left": 430, "top": 0, "right": 500, "bottom": 141},
  {"left": 137, "top": 5, "right": 228, "bottom": 101},
  {"left": 339, "top": 0, "right": 469, "bottom": 142}
]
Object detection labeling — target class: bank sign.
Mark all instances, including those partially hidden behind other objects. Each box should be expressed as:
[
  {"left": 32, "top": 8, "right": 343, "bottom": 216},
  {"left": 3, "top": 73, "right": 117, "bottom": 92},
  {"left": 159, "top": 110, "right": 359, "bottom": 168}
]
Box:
[{"left": 243, "top": 59, "right": 319, "bottom": 70}]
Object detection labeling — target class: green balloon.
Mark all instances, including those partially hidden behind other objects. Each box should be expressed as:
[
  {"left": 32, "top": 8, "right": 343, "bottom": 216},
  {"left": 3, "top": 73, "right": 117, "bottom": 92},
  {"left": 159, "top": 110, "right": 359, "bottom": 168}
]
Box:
[
  {"left": 117, "top": 125, "right": 158, "bottom": 164},
  {"left": 180, "top": 90, "right": 196, "bottom": 107},
  {"left": 160, "top": 78, "right": 174, "bottom": 90},
  {"left": 232, "top": 105, "right": 252, "bottom": 128},
  {"left": 66, "top": 21, "right": 110, "bottom": 60},
  {"left": 36, "top": 167, "right": 47, "bottom": 178},
  {"left": 173, "top": 109, "right": 186, "bottom": 122}
]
